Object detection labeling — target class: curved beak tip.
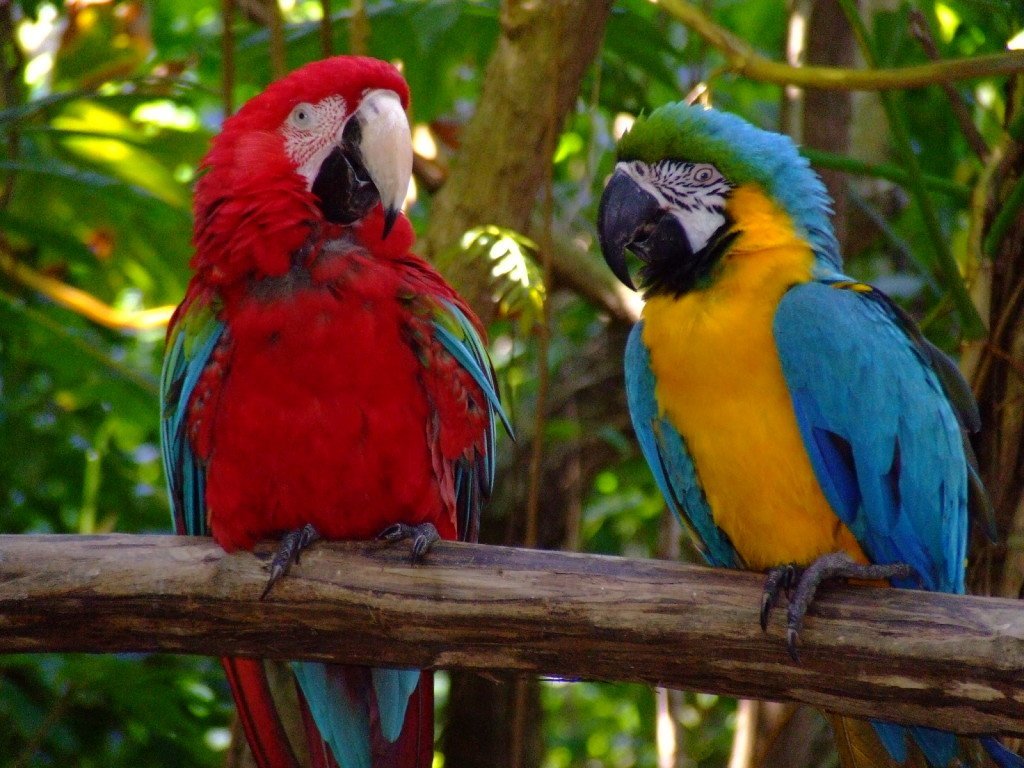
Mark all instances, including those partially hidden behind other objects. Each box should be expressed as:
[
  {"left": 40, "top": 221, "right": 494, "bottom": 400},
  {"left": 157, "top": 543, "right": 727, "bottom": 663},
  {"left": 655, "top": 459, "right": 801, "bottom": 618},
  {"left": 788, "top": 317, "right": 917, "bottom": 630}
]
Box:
[
  {"left": 382, "top": 206, "right": 399, "bottom": 239},
  {"left": 603, "top": 243, "right": 636, "bottom": 291}
]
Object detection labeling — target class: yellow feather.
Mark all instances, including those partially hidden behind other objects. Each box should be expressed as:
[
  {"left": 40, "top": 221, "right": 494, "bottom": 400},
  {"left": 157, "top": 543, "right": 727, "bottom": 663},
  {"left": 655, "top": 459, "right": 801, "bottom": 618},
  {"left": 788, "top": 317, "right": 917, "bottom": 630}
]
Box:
[{"left": 641, "top": 185, "right": 866, "bottom": 569}]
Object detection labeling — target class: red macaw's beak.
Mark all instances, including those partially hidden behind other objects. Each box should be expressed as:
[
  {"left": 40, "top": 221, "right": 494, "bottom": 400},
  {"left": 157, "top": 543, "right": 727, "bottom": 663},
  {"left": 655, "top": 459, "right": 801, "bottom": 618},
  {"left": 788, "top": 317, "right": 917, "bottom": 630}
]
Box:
[{"left": 311, "top": 89, "right": 412, "bottom": 238}]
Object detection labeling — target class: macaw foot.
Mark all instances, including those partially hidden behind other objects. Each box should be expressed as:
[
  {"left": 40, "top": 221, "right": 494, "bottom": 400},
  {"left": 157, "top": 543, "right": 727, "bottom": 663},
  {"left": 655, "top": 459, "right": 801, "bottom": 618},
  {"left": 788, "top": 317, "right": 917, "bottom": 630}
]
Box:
[
  {"left": 760, "top": 563, "right": 799, "bottom": 632},
  {"left": 377, "top": 522, "right": 440, "bottom": 564},
  {"left": 761, "top": 552, "right": 913, "bottom": 662},
  {"left": 260, "top": 523, "right": 321, "bottom": 599}
]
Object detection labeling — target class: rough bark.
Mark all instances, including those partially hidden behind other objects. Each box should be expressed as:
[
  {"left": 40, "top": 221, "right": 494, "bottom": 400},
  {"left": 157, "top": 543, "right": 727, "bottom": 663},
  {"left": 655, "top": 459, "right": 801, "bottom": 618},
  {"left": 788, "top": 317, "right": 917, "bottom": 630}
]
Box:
[
  {"left": 422, "top": 0, "right": 612, "bottom": 325},
  {"left": 3, "top": 534, "right": 1024, "bottom": 736}
]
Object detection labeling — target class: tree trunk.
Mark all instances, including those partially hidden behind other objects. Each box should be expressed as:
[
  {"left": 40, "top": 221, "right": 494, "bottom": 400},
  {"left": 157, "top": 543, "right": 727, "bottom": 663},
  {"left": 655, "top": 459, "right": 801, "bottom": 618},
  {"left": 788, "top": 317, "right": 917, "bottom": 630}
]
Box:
[
  {"left": 422, "top": 0, "right": 612, "bottom": 325},
  {"left": 802, "top": 0, "right": 856, "bottom": 250},
  {"left": 967, "top": 75, "right": 1024, "bottom": 603}
]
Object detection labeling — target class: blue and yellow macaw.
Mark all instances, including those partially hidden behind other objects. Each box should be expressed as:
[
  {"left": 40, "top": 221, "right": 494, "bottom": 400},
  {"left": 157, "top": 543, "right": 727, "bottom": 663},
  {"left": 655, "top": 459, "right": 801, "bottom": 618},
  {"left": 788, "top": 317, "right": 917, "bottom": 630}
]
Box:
[{"left": 597, "top": 103, "right": 1019, "bottom": 768}]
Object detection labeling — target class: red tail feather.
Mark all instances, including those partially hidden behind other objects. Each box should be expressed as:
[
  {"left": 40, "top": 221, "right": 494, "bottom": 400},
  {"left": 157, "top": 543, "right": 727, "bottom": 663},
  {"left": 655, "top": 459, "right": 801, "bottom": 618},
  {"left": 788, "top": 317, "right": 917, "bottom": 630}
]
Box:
[{"left": 221, "top": 657, "right": 300, "bottom": 768}]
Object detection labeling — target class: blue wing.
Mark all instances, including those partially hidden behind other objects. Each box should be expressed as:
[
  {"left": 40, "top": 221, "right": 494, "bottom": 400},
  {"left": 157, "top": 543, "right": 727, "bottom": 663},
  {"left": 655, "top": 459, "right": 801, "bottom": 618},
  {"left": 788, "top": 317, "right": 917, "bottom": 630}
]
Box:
[
  {"left": 160, "top": 292, "right": 225, "bottom": 538},
  {"left": 625, "top": 323, "right": 741, "bottom": 568},
  {"left": 772, "top": 280, "right": 968, "bottom": 594},
  {"left": 432, "top": 298, "right": 511, "bottom": 543}
]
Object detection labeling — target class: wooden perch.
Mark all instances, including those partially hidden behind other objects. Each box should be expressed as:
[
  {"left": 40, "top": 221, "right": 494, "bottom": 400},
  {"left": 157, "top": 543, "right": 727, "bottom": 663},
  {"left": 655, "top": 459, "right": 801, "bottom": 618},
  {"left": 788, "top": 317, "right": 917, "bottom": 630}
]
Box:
[{"left": 1, "top": 534, "right": 1023, "bottom": 736}]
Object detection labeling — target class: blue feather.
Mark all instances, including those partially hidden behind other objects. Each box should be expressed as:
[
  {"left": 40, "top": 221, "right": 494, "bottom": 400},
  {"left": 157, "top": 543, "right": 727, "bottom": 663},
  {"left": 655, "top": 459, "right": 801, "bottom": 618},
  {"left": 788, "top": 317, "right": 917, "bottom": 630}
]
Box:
[
  {"left": 773, "top": 281, "right": 967, "bottom": 594},
  {"left": 982, "top": 737, "right": 1024, "bottom": 768},
  {"left": 292, "top": 662, "right": 372, "bottom": 768},
  {"left": 432, "top": 301, "right": 512, "bottom": 437},
  {"left": 160, "top": 304, "right": 224, "bottom": 537},
  {"left": 773, "top": 280, "right": 974, "bottom": 765},
  {"left": 431, "top": 298, "right": 512, "bottom": 544},
  {"left": 371, "top": 668, "right": 422, "bottom": 743}
]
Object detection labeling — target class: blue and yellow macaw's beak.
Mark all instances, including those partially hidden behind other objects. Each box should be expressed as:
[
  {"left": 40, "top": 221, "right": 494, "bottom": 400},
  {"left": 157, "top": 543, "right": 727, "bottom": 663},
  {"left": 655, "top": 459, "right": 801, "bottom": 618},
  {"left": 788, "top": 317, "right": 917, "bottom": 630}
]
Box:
[{"left": 597, "top": 168, "right": 689, "bottom": 292}]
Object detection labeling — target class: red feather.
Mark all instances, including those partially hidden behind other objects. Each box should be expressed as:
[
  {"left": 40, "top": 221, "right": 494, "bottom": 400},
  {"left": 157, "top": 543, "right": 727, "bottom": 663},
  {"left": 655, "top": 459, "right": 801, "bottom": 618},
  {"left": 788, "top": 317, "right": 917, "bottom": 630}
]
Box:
[{"left": 222, "top": 657, "right": 300, "bottom": 768}]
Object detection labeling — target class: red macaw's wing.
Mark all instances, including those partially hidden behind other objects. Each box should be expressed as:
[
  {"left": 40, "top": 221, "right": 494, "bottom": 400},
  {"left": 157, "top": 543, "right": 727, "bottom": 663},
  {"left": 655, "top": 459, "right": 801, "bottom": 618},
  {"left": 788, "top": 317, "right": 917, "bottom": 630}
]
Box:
[
  {"left": 397, "top": 254, "right": 511, "bottom": 544},
  {"left": 160, "top": 282, "right": 226, "bottom": 537}
]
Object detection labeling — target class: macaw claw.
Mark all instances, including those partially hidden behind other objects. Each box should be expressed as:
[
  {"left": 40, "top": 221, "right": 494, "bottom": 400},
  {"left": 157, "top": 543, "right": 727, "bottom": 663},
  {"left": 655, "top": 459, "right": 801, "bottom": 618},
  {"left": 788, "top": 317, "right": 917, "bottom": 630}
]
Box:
[
  {"left": 260, "top": 523, "right": 321, "bottom": 599},
  {"left": 378, "top": 522, "right": 440, "bottom": 564},
  {"left": 760, "top": 563, "right": 799, "bottom": 631},
  {"left": 761, "top": 552, "right": 913, "bottom": 662}
]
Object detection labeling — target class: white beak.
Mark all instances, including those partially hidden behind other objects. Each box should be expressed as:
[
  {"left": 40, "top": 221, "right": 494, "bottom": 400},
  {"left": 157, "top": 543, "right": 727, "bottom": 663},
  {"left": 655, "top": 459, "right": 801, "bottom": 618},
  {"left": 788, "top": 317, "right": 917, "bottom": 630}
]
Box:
[{"left": 353, "top": 89, "right": 412, "bottom": 237}]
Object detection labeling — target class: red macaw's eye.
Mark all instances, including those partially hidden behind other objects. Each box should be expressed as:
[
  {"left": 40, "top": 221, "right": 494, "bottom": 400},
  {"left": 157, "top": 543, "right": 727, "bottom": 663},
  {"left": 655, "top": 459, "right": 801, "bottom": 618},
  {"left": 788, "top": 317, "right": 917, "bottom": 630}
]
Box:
[{"left": 288, "top": 102, "right": 316, "bottom": 130}]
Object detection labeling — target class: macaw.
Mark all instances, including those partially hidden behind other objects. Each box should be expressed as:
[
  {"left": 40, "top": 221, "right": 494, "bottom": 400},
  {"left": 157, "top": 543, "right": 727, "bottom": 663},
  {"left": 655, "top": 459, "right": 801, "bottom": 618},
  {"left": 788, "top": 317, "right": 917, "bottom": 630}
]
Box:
[
  {"left": 160, "top": 56, "right": 508, "bottom": 768},
  {"left": 597, "top": 103, "right": 1020, "bottom": 768}
]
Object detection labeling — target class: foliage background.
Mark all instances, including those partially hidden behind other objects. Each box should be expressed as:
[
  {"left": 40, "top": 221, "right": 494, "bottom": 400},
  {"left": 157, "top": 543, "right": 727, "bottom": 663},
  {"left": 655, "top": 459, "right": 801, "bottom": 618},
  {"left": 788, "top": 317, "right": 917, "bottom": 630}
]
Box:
[{"left": 1, "top": 1, "right": 1022, "bottom": 767}]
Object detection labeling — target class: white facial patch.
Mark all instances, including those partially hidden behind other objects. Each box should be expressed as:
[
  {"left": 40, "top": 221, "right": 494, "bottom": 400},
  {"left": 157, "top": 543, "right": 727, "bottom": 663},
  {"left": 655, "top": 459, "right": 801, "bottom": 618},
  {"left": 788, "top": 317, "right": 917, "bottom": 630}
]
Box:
[
  {"left": 281, "top": 95, "right": 348, "bottom": 187},
  {"left": 616, "top": 160, "right": 732, "bottom": 253}
]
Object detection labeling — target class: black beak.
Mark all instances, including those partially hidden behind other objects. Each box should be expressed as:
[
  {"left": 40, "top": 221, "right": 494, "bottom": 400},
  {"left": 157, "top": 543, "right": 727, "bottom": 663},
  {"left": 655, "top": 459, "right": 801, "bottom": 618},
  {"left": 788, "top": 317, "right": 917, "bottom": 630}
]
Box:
[
  {"left": 382, "top": 205, "right": 399, "bottom": 238},
  {"left": 598, "top": 169, "right": 696, "bottom": 292},
  {"left": 598, "top": 170, "right": 662, "bottom": 291},
  {"left": 598, "top": 168, "right": 708, "bottom": 296},
  {"left": 311, "top": 120, "right": 381, "bottom": 228}
]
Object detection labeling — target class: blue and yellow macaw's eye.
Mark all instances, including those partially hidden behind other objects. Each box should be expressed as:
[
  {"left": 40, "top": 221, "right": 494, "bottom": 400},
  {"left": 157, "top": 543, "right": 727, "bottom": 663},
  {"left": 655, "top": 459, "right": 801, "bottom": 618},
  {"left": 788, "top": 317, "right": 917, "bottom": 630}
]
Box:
[{"left": 598, "top": 159, "right": 737, "bottom": 297}]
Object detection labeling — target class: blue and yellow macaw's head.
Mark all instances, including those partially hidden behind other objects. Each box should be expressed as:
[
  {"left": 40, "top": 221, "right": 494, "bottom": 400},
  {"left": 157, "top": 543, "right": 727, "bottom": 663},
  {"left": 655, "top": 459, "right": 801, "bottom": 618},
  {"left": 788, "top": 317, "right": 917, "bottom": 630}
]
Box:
[{"left": 598, "top": 102, "right": 842, "bottom": 297}]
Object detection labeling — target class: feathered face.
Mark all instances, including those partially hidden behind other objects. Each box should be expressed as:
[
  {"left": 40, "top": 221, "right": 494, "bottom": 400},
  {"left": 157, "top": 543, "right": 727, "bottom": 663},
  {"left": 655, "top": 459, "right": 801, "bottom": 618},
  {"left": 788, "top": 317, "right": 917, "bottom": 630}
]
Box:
[
  {"left": 597, "top": 103, "right": 841, "bottom": 295},
  {"left": 199, "top": 56, "right": 413, "bottom": 238},
  {"left": 598, "top": 159, "right": 737, "bottom": 297}
]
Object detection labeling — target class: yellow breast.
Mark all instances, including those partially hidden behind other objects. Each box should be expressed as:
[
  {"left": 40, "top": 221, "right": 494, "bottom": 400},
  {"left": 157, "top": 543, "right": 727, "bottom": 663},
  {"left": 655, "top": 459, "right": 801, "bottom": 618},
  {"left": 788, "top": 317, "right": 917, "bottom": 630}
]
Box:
[{"left": 642, "top": 186, "right": 865, "bottom": 569}]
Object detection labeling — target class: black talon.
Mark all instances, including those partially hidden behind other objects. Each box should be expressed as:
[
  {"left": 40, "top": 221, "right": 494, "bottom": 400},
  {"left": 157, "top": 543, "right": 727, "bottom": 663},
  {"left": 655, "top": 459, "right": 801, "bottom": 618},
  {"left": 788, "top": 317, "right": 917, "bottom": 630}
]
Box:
[
  {"left": 261, "top": 523, "right": 321, "bottom": 599},
  {"left": 782, "top": 552, "right": 913, "bottom": 662},
  {"left": 378, "top": 522, "right": 440, "bottom": 564},
  {"left": 786, "top": 627, "right": 800, "bottom": 662},
  {"left": 760, "top": 563, "right": 799, "bottom": 631}
]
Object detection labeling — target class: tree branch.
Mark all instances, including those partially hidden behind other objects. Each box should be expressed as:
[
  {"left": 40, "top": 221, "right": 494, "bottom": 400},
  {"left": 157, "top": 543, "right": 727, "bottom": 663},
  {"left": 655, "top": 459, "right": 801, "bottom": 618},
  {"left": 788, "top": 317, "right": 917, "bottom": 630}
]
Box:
[
  {"left": 0, "top": 249, "right": 174, "bottom": 332},
  {"left": 657, "top": 0, "right": 1024, "bottom": 91},
  {"left": 2, "top": 534, "right": 1023, "bottom": 736}
]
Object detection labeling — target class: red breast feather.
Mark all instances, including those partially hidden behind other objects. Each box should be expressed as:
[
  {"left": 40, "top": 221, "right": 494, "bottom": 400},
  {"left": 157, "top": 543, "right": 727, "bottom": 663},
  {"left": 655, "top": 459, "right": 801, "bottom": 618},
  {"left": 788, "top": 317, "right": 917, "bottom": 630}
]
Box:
[{"left": 203, "top": 238, "right": 477, "bottom": 550}]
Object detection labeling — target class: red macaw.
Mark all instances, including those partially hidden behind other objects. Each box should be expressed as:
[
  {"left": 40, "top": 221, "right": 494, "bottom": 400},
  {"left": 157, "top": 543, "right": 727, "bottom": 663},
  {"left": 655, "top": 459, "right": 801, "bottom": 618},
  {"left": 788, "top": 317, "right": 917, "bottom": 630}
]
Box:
[{"left": 160, "top": 56, "right": 508, "bottom": 768}]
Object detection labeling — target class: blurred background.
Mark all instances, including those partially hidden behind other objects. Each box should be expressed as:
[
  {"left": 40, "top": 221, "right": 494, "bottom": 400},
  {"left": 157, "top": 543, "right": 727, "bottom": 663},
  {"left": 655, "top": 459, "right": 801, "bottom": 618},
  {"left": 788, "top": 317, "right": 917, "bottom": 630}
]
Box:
[{"left": 1, "top": 0, "right": 1022, "bottom": 766}]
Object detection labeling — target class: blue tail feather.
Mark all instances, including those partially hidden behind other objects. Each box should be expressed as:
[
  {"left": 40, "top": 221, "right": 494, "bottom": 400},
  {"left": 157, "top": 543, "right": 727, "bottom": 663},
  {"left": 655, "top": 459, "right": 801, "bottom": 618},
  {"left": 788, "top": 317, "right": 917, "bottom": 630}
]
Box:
[
  {"left": 292, "top": 662, "right": 372, "bottom": 768},
  {"left": 872, "top": 720, "right": 1022, "bottom": 767},
  {"left": 981, "top": 737, "right": 1024, "bottom": 768},
  {"left": 371, "top": 668, "right": 421, "bottom": 743},
  {"left": 291, "top": 662, "right": 428, "bottom": 768}
]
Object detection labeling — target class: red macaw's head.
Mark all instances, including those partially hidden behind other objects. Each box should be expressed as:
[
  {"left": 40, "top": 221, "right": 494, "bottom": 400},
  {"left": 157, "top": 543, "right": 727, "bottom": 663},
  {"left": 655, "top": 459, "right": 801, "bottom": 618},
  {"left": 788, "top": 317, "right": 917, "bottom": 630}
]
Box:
[{"left": 193, "top": 56, "right": 414, "bottom": 283}]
